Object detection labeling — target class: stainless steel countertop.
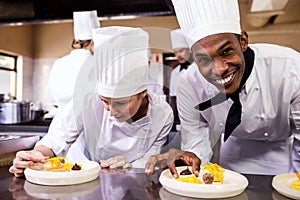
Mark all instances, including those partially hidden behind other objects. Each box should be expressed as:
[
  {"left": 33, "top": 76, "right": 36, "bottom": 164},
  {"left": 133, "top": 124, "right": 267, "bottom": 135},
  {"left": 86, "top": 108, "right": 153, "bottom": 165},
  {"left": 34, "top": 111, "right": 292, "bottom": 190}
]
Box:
[{"left": 0, "top": 166, "right": 292, "bottom": 200}]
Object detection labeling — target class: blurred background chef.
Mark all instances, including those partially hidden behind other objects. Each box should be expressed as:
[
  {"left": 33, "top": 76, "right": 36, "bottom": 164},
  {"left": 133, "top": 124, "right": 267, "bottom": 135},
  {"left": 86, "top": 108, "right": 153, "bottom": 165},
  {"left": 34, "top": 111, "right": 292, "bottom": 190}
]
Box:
[
  {"left": 45, "top": 10, "right": 100, "bottom": 119},
  {"left": 168, "top": 29, "right": 193, "bottom": 131},
  {"left": 169, "top": 28, "right": 192, "bottom": 96}
]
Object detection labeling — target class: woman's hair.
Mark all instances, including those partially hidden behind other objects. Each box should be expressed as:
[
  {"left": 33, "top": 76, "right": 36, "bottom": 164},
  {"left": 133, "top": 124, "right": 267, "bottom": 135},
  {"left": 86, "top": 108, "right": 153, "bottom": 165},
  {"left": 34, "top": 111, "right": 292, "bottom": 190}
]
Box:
[{"left": 71, "top": 39, "right": 92, "bottom": 49}]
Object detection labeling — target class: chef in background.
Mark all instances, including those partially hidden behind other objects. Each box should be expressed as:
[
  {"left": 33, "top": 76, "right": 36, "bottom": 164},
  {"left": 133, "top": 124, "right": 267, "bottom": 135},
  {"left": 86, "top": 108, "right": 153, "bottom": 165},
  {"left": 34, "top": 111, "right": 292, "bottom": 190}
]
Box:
[
  {"left": 169, "top": 28, "right": 192, "bottom": 96},
  {"left": 46, "top": 10, "right": 100, "bottom": 118},
  {"left": 9, "top": 26, "right": 174, "bottom": 177},
  {"left": 146, "top": 0, "right": 300, "bottom": 177},
  {"left": 168, "top": 29, "right": 193, "bottom": 131}
]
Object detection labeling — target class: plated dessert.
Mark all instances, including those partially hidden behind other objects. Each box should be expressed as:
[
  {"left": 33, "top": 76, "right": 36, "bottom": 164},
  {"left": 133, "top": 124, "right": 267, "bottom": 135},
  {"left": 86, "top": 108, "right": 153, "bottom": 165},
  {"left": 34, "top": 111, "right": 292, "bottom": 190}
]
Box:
[
  {"left": 159, "top": 164, "right": 248, "bottom": 198},
  {"left": 272, "top": 173, "right": 300, "bottom": 199},
  {"left": 176, "top": 163, "right": 225, "bottom": 185},
  {"left": 28, "top": 156, "right": 83, "bottom": 172},
  {"left": 24, "top": 157, "right": 101, "bottom": 186}
]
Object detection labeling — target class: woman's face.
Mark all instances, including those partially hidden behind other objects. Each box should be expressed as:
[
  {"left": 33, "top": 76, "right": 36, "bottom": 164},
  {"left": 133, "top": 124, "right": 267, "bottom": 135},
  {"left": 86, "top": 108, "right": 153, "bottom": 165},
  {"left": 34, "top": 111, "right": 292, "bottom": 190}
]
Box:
[
  {"left": 100, "top": 92, "right": 146, "bottom": 122},
  {"left": 192, "top": 32, "right": 248, "bottom": 94},
  {"left": 173, "top": 47, "right": 192, "bottom": 64}
]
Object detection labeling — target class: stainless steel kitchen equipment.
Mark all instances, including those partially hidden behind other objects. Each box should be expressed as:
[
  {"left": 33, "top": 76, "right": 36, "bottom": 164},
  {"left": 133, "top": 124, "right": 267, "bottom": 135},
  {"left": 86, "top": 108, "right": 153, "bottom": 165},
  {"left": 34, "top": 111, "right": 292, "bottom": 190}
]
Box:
[
  {"left": 0, "top": 100, "right": 31, "bottom": 124},
  {"left": 31, "top": 107, "right": 47, "bottom": 121}
]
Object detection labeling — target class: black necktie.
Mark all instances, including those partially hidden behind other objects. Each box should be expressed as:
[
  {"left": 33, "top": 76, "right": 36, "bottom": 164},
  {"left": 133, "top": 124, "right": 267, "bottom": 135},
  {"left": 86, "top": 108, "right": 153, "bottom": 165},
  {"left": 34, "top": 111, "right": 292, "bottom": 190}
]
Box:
[
  {"left": 180, "top": 60, "right": 191, "bottom": 71},
  {"left": 224, "top": 92, "right": 242, "bottom": 141},
  {"left": 195, "top": 47, "right": 254, "bottom": 142}
]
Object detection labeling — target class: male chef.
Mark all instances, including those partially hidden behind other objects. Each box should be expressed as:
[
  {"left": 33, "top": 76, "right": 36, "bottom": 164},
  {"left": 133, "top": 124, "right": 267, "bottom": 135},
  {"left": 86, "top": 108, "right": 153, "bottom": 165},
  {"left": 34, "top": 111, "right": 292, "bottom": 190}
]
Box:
[{"left": 146, "top": 0, "right": 300, "bottom": 177}]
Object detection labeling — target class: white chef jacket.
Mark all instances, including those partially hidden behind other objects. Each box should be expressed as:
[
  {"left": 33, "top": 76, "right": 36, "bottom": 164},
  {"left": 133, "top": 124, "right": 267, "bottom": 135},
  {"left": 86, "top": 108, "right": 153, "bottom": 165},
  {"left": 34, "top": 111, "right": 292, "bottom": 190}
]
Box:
[
  {"left": 169, "top": 65, "right": 181, "bottom": 96},
  {"left": 147, "top": 62, "right": 164, "bottom": 95},
  {"left": 176, "top": 43, "right": 300, "bottom": 175},
  {"left": 36, "top": 91, "right": 174, "bottom": 168},
  {"left": 48, "top": 49, "right": 92, "bottom": 108}
]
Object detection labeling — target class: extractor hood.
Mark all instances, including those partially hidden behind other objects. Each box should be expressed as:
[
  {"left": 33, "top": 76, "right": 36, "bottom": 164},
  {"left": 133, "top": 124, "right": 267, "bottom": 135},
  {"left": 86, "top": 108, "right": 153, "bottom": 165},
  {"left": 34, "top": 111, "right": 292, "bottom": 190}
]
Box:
[{"left": 0, "top": 0, "right": 175, "bottom": 24}]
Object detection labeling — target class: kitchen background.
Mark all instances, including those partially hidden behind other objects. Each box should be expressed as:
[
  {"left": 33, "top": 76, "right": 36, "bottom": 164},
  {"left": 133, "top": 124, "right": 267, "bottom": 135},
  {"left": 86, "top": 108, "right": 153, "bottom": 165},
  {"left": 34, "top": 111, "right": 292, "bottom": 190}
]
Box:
[{"left": 0, "top": 0, "right": 300, "bottom": 112}]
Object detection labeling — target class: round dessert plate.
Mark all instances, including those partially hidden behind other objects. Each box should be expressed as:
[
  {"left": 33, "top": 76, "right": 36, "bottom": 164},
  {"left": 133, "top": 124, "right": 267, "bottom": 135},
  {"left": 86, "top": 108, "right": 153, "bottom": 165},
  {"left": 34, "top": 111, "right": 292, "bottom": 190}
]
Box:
[
  {"left": 272, "top": 173, "right": 300, "bottom": 200},
  {"left": 24, "top": 160, "right": 100, "bottom": 186},
  {"left": 159, "top": 166, "right": 248, "bottom": 199}
]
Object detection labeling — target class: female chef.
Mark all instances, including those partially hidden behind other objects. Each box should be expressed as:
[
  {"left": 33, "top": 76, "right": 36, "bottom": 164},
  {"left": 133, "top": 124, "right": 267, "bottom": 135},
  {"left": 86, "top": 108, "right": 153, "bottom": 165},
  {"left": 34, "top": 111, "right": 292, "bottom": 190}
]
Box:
[
  {"left": 47, "top": 10, "right": 100, "bottom": 116},
  {"left": 9, "top": 26, "right": 174, "bottom": 177}
]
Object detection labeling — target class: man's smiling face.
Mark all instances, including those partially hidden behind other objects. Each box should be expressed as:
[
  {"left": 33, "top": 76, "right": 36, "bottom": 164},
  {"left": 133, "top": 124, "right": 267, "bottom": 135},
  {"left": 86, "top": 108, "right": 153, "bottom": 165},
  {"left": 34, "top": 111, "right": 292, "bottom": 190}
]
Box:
[{"left": 192, "top": 32, "right": 248, "bottom": 95}]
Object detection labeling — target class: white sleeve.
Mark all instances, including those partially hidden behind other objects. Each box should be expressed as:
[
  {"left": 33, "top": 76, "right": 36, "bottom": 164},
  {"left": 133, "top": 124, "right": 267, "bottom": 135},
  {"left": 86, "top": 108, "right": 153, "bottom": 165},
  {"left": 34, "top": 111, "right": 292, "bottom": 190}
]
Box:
[
  {"left": 35, "top": 99, "right": 81, "bottom": 156},
  {"left": 176, "top": 74, "right": 213, "bottom": 163},
  {"left": 169, "top": 70, "right": 176, "bottom": 96},
  {"left": 47, "top": 61, "right": 58, "bottom": 106},
  {"left": 290, "top": 55, "right": 300, "bottom": 172}
]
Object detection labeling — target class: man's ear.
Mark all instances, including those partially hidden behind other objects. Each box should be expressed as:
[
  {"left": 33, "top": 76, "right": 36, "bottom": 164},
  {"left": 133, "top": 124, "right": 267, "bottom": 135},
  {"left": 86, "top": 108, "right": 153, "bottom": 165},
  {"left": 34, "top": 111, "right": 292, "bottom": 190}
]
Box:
[{"left": 240, "top": 31, "right": 249, "bottom": 52}]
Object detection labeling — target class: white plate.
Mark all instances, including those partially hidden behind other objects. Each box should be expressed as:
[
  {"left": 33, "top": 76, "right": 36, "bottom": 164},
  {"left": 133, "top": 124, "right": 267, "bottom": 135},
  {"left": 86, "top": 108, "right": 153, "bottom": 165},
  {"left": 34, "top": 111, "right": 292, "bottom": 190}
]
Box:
[
  {"left": 24, "top": 160, "right": 100, "bottom": 186},
  {"left": 159, "top": 166, "right": 248, "bottom": 199},
  {"left": 272, "top": 173, "right": 300, "bottom": 200}
]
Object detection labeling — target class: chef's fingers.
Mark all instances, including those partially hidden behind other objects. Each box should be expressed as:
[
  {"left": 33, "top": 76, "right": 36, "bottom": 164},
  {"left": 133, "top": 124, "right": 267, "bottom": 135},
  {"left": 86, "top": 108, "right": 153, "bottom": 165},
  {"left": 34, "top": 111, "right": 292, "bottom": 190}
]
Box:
[
  {"left": 15, "top": 151, "right": 32, "bottom": 161},
  {"left": 16, "top": 150, "right": 48, "bottom": 163},
  {"left": 100, "top": 160, "right": 109, "bottom": 168},
  {"left": 180, "top": 151, "right": 201, "bottom": 177},
  {"left": 191, "top": 159, "right": 200, "bottom": 177},
  {"left": 122, "top": 161, "right": 132, "bottom": 169},
  {"left": 9, "top": 156, "right": 33, "bottom": 177},
  {"left": 12, "top": 156, "right": 33, "bottom": 168},
  {"left": 168, "top": 161, "right": 179, "bottom": 178},
  {"left": 28, "top": 150, "right": 49, "bottom": 162},
  {"left": 100, "top": 157, "right": 118, "bottom": 167},
  {"left": 110, "top": 159, "right": 128, "bottom": 169},
  {"left": 145, "top": 155, "right": 159, "bottom": 175},
  {"left": 8, "top": 165, "right": 25, "bottom": 177},
  {"left": 10, "top": 150, "right": 49, "bottom": 177},
  {"left": 100, "top": 156, "right": 129, "bottom": 168},
  {"left": 145, "top": 153, "right": 169, "bottom": 175},
  {"left": 161, "top": 149, "right": 183, "bottom": 178}
]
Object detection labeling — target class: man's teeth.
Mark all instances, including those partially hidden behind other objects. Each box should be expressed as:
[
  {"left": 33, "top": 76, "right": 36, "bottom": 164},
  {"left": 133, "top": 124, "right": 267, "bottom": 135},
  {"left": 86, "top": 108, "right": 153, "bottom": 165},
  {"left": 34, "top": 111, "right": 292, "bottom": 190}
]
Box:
[{"left": 216, "top": 74, "right": 233, "bottom": 85}]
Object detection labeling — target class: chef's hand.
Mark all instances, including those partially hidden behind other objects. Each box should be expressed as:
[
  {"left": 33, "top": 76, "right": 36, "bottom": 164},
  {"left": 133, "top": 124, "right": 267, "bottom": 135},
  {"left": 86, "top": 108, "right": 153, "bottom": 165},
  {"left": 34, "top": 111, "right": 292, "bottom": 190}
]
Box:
[
  {"left": 9, "top": 150, "right": 49, "bottom": 177},
  {"left": 145, "top": 148, "right": 201, "bottom": 178},
  {"left": 173, "top": 151, "right": 201, "bottom": 178},
  {"left": 100, "top": 156, "right": 132, "bottom": 169}
]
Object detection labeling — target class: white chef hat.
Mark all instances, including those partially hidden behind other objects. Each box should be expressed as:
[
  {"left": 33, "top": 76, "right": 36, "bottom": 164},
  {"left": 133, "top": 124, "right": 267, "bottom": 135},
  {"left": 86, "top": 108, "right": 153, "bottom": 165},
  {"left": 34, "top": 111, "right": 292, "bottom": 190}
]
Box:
[
  {"left": 171, "top": 0, "right": 241, "bottom": 48},
  {"left": 170, "top": 29, "right": 189, "bottom": 49},
  {"left": 93, "top": 26, "right": 149, "bottom": 98},
  {"left": 73, "top": 10, "right": 100, "bottom": 40}
]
